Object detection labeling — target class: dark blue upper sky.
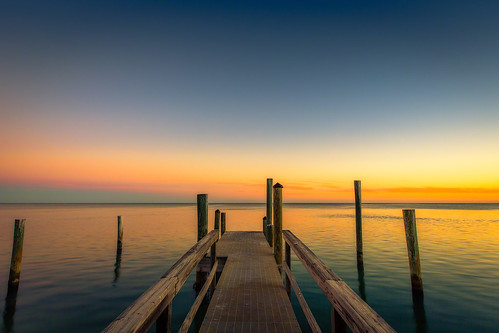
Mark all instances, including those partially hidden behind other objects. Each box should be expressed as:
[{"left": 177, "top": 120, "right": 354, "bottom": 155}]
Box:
[{"left": 1, "top": 1, "right": 498, "bottom": 202}]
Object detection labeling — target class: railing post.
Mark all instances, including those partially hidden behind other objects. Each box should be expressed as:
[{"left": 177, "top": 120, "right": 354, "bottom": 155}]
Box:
[
  {"left": 209, "top": 240, "right": 217, "bottom": 298},
  {"left": 195, "top": 194, "right": 208, "bottom": 292},
  {"left": 156, "top": 304, "right": 172, "bottom": 333},
  {"left": 263, "top": 216, "right": 267, "bottom": 238},
  {"left": 8, "top": 219, "right": 25, "bottom": 287},
  {"left": 273, "top": 183, "right": 283, "bottom": 272},
  {"left": 221, "top": 212, "right": 226, "bottom": 235},
  {"left": 331, "top": 304, "right": 347, "bottom": 333},
  {"left": 285, "top": 242, "right": 291, "bottom": 298},
  {"left": 214, "top": 209, "right": 221, "bottom": 238},
  {"left": 403, "top": 209, "right": 423, "bottom": 292}
]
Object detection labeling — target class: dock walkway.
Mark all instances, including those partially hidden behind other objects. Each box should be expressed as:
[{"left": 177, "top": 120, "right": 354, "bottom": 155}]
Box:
[{"left": 200, "top": 231, "right": 301, "bottom": 333}]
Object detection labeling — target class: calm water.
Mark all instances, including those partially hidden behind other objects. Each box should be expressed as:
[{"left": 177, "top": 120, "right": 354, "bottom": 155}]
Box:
[{"left": 1, "top": 203, "right": 498, "bottom": 332}]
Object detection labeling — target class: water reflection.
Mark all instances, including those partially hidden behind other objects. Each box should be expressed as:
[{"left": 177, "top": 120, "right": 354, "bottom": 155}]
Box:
[
  {"left": 113, "top": 246, "right": 122, "bottom": 285},
  {"left": 356, "top": 259, "right": 366, "bottom": 301},
  {"left": 2, "top": 284, "right": 19, "bottom": 333},
  {"left": 412, "top": 290, "right": 428, "bottom": 333}
]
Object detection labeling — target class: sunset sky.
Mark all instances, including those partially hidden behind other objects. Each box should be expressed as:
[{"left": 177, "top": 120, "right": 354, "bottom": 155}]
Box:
[{"left": 1, "top": 1, "right": 498, "bottom": 203}]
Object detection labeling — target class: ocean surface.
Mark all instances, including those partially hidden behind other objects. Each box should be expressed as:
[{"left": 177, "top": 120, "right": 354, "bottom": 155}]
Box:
[{"left": 0, "top": 203, "right": 498, "bottom": 332}]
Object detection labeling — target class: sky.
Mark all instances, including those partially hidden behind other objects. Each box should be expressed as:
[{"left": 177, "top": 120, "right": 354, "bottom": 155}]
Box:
[{"left": 1, "top": 1, "right": 498, "bottom": 203}]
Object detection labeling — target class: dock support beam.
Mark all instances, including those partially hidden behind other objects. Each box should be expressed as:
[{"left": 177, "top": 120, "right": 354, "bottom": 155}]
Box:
[
  {"left": 221, "top": 212, "right": 226, "bottom": 235},
  {"left": 195, "top": 194, "right": 208, "bottom": 292},
  {"left": 403, "top": 209, "right": 423, "bottom": 292},
  {"left": 273, "top": 183, "right": 283, "bottom": 272},
  {"left": 8, "top": 219, "right": 25, "bottom": 287}
]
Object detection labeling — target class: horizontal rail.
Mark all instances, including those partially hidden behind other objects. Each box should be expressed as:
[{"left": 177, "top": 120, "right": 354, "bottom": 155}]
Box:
[
  {"left": 283, "top": 230, "right": 395, "bottom": 333},
  {"left": 103, "top": 230, "right": 219, "bottom": 333},
  {"left": 282, "top": 263, "right": 322, "bottom": 333},
  {"left": 179, "top": 260, "right": 218, "bottom": 333}
]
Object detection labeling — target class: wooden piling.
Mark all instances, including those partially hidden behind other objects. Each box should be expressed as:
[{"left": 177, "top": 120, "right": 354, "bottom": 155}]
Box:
[
  {"left": 214, "top": 209, "right": 221, "bottom": 237},
  {"left": 8, "top": 219, "right": 25, "bottom": 287},
  {"left": 354, "top": 180, "right": 363, "bottom": 264},
  {"left": 197, "top": 194, "right": 208, "bottom": 241},
  {"left": 266, "top": 178, "right": 273, "bottom": 228},
  {"left": 273, "top": 183, "right": 283, "bottom": 270},
  {"left": 266, "top": 223, "right": 273, "bottom": 247},
  {"left": 195, "top": 194, "right": 209, "bottom": 292},
  {"left": 209, "top": 239, "right": 217, "bottom": 297},
  {"left": 221, "top": 212, "right": 226, "bottom": 235},
  {"left": 156, "top": 304, "right": 172, "bottom": 333},
  {"left": 117, "top": 216, "right": 123, "bottom": 251},
  {"left": 263, "top": 216, "right": 267, "bottom": 238},
  {"left": 403, "top": 209, "right": 423, "bottom": 292}
]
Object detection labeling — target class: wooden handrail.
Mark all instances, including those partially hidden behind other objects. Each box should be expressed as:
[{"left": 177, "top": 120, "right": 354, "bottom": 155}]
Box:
[
  {"left": 283, "top": 230, "right": 395, "bottom": 333},
  {"left": 103, "top": 230, "right": 219, "bottom": 333}
]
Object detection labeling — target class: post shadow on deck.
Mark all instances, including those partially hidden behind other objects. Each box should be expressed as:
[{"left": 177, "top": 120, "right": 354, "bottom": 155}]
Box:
[
  {"left": 403, "top": 209, "right": 428, "bottom": 333},
  {"left": 3, "top": 219, "right": 25, "bottom": 333},
  {"left": 354, "top": 180, "right": 367, "bottom": 301}
]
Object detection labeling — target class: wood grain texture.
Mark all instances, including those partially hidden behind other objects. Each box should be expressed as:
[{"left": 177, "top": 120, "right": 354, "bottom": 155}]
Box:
[{"left": 200, "top": 231, "right": 301, "bottom": 333}]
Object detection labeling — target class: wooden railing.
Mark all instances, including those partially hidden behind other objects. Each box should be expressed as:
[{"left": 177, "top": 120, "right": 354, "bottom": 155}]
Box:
[
  {"left": 103, "top": 229, "right": 219, "bottom": 333},
  {"left": 283, "top": 230, "right": 396, "bottom": 333}
]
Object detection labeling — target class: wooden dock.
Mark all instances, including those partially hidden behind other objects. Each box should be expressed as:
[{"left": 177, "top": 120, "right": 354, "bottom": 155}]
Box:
[
  {"left": 103, "top": 188, "right": 396, "bottom": 333},
  {"left": 200, "top": 231, "right": 301, "bottom": 333}
]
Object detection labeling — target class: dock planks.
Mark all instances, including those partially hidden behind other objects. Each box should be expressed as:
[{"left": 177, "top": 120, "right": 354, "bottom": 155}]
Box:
[{"left": 200, "top": 231, "right": 302, "bottom": 333}]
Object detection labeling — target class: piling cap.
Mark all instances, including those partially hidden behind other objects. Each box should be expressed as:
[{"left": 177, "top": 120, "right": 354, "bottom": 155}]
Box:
[
  {"left": 215, "top": 209, "right": 220, "bottom": 213},
  {"left": 273, "top": 183, "right": 283, "bottom": 188}
]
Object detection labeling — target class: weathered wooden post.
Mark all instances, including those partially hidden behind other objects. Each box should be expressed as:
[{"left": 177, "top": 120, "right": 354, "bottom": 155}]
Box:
[
  {"left": 263, "top": 216, "right": 267, "bottom": 237},
  {"left": 403, "top": 209, "right": 423, "bottom": 292},
  {"left": 221, "top": 212, "right": 226, "bottom": 235},
  {"left": 354, "top": 180, "right": 363, "bottom": 264},
  {"left": 8, "top": 219, "right": 25, "bottom": 287},
  {"left": 266, "top": 223, "right": 273, "bottom": 247},
  {"left": 273, "top": 183, "right": 283, "bottom": 272},
  {"left": 266, "top": 177, "right": 273, "bottom": 230},
  {"left": 197, "top": 194, "right": 208, "bottom": 241},
  {"left": 332, "top": 305, "right": 347, "bottom": 333},
  {"left": 214, "top": 209, "right": 221, "bottom": 237},
  {"left": 156, "top": 305, "right": 172, "bottom": 333},
  {"left": 195, "top": 194, "right": 208, "bottom": 292},
  {"left": 209, "top": 236, "right": 217, "bottom": 298},
  {"left": 285, "top": 242, "right": 291, "bottom": 298},
  {"left": 117, "top": 216, "right": 123, "bottom": 252}
]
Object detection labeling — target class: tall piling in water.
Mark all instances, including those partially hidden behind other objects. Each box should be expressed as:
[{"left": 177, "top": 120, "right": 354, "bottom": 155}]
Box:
[
  {"left": 221, "top": 212, "right": 226, "bottom": 235},
  {"left": 214, "top": 209, "right": 221, "bottom": 237},
  {"left": 403, "top": 209, "right": 423, "bottom": 292},
  {"left": 8, "top": 219, "right": 25, "bottom": 287},
  {"left": 273, "top": 183, "right": 283, "bottom": 272},
  {"left": 195, "top": 194, "right": 208, "bottom": 292}
]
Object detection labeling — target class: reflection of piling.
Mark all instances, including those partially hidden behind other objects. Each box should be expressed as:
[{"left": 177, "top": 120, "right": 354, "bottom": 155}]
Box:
[
  {"left": 357, "top": 259, "right": 366, "bottom": 301},
  {"left": 273, "top": 183, "right": 283, "bottom": 273},
  {"left": 8, "top": 219, "right": 25, "bottom": 287},
  {"left": 3, "top": 284, "right": 19, "bottom": 333},
  {"left": 113, "top": 248, "right": 122, "bottom": 284},
  {"left": 403, "top": 209, "right": 424, "bottom": 292},
  {"left": 195, "top": 195, "right": 208, "bottom": 292},
  {"left": 221, "top": 213, "right": 226, "bottom": 235},
  {"left": 412, "top": 288, "right": 428, "bottom": 333},
  {"left": 117, "top": 216, "right": 123, "bottom": 253}
]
